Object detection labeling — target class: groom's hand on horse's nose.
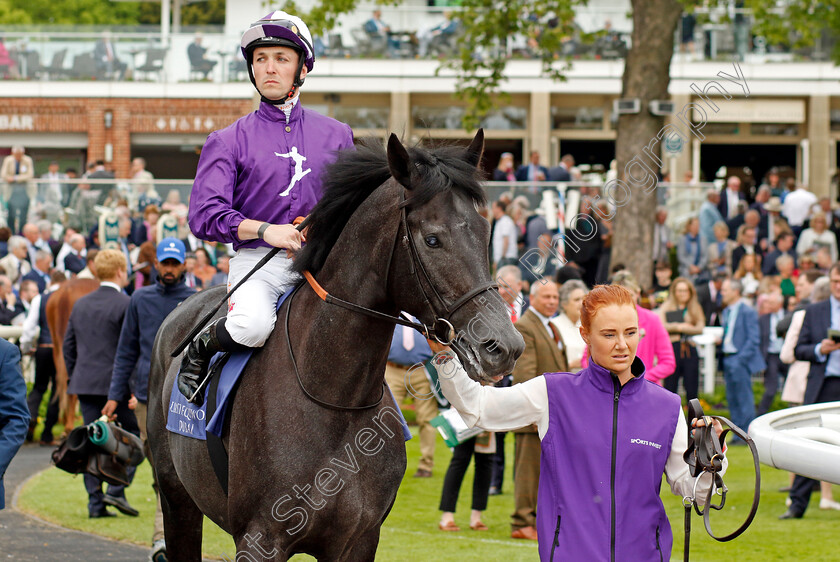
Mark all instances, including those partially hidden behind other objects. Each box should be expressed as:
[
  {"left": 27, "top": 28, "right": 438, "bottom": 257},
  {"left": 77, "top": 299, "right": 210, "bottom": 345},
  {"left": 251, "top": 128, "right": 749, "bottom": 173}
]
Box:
[{"left": 101, "top": 399, "right": 119, "bottom": 421}]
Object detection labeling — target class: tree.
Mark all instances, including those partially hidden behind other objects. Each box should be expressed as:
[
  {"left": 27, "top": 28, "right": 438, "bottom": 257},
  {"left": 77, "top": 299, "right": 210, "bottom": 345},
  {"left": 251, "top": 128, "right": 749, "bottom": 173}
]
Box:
[
  {"left": 0, "top": 0, "right": 31, "bottom": 24},
  {"left": 0, "top": 0, "right": 140, "bottom": 25},
  {"left": 292, "top": 0, "right": 839, "bottom": 285},
  {"left": 611, "top": 0, "right": 682, "bottom": 288}
]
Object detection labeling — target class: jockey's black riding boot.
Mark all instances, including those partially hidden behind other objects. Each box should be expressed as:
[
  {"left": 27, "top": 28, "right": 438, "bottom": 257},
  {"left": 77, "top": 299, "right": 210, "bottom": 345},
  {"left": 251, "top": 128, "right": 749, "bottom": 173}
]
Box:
[{"left": 177, "top": 318, "right": 247, "bottom": 405}]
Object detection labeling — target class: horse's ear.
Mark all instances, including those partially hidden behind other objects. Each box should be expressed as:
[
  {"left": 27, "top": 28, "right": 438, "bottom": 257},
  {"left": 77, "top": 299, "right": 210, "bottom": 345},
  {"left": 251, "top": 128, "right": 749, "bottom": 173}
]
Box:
[
  {"left": 387, "top": 133, "right": 412, "bottom": 189},
  {"left": 465, "top": 128, "right": 485, "bottom": 169}
]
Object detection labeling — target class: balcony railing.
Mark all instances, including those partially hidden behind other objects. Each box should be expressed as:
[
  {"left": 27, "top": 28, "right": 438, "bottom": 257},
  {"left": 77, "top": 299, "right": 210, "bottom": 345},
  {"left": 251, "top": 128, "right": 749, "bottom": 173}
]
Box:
[{"left": 0, "top": 4, "right": 835, "bottom": 84}]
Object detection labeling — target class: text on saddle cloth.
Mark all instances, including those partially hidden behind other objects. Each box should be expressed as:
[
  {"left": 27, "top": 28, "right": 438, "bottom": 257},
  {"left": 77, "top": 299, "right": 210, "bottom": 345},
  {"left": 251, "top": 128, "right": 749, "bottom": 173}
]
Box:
[{"left": 166, "top": 285, "right": 412, "bottom": 441}]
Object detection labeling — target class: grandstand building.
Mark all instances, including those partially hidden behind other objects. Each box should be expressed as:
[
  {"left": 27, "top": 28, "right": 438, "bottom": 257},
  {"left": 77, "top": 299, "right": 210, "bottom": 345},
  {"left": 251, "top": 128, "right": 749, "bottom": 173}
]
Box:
[{"left": 1, "top": 0, "right": 838, "bottom": 195}]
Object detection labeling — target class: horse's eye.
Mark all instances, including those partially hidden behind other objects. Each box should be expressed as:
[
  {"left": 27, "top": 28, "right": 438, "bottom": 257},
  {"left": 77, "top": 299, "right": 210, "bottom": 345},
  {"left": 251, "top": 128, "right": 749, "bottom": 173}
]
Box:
[{"left": 424, "top": 235, "right": 440, "bottom": 248}]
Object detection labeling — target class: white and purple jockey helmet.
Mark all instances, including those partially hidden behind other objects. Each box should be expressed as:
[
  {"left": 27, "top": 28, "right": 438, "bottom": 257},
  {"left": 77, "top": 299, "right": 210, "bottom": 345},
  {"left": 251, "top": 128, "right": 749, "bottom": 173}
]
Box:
[{"left": 240, "top": 10, "right": 315, "bottom": 71}]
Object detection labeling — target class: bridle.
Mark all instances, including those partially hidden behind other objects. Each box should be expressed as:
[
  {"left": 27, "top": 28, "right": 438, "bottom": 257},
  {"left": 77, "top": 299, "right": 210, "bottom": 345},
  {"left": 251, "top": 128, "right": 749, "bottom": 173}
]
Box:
[
  {"left": 682, "top": 398, "right": 761, "bottom": 561},
  {"left": 287, "top": 189, "right": 499, "bottom": 411}
]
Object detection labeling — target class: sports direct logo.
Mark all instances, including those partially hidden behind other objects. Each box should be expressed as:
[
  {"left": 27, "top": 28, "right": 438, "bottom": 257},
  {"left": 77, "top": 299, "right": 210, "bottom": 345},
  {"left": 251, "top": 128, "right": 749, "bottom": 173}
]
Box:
[{"left": 630, "top": 438, "right": 662, "bottom": 450}]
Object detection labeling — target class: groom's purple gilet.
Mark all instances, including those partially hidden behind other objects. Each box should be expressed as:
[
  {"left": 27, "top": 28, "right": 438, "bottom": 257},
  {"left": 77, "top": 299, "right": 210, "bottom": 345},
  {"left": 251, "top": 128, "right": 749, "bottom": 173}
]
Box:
[
  {"left": 537, "top": 359, "right": 681, "bottom": 561},
  {"left": 188, "top": 101, "right": 354, "bottom": 251}
]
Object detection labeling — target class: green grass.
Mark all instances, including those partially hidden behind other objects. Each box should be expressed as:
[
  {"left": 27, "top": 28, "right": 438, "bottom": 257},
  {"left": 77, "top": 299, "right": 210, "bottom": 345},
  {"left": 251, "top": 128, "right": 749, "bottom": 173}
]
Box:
[{"left": 17, "top": 422, "right": 840, "bottom": 561}]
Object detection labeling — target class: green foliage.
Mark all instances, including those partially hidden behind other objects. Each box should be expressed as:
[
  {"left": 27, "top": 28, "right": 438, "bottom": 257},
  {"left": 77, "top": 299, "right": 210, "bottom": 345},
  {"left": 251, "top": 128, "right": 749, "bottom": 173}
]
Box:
[
  {"left": 439, "top": 0, "right": 585, "bottom": 129},
  {"left": 0, "top": 0, "right": 31, "bottom": 24},
  {"left": 746, "top": 0, "right": 840, "bottom": 60},
  {"left": 282, "top": 0, "right": 840, "bottom": 128},
  {"left": 181, "top": 0, "right": 226, "bottom": 26},
  {"left": 1, "top": 0, "right": 141, "bottom": 25},
  {"left": 0, "top": 0, "right": 225, "bottom": 26}
]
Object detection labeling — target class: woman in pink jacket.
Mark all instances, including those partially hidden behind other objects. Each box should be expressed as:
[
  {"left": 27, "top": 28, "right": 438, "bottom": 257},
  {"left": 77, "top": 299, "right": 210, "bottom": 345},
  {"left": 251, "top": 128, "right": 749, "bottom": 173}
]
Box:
[{"left": 581, "top": 271, "right": 676, "bottom": 385}]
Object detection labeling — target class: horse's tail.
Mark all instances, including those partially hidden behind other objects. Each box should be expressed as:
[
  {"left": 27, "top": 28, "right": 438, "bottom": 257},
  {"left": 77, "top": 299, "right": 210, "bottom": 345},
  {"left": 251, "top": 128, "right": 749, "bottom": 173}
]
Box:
[{"left": 46, "top": 278, "right": 99, "bottom": 426}]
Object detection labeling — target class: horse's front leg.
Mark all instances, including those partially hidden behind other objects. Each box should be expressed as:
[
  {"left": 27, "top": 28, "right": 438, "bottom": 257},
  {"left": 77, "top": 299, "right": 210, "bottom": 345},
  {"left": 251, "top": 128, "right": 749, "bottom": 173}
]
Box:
[
  {"left": 233, "top": 528, "right": 290, "bottom": 562},
  {"left": 335, "top": 526, "right": 381, "bottom": 562}
]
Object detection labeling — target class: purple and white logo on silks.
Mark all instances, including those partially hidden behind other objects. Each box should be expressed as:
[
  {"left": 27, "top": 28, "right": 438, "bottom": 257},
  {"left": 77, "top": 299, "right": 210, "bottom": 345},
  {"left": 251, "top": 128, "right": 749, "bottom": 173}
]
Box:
[{"left": 274, "top": 146, "right": 311, "bottom": 196}]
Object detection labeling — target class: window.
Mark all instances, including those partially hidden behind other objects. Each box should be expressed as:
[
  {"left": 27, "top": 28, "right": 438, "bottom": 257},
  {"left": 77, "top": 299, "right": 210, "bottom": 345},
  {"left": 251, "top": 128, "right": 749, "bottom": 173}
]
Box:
[
  {"left": 333, "top": 106, "right": 389, "bottom": 130},
  {"left": 551, "top": 106, "right": 604, "bottom": 130},
  {"left": 750, "top": 123, "right": 800, "bottom": 136},
  {"left": 830, "top": 109, "right": 840, "bottom": 132}
]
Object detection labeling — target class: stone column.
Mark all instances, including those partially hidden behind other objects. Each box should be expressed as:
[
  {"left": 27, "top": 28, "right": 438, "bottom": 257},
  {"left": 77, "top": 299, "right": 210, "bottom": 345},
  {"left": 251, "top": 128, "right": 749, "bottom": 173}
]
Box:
[
  {"left": 390, "top": 92, "right": 411, "bottom": 143},
  {"left": 808, "top": 95, "right": 830, "bottom": 196},
  {"left": 529, "top": 92, "right": 551, "bottom": 167}
]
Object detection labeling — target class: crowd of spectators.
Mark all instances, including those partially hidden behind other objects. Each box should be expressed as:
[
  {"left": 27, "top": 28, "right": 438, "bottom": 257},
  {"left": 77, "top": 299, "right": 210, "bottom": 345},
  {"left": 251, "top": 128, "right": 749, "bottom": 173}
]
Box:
[
  {"left": 0, "top": 147, "right": 232, "bottom": 454},
  {"left": 477, "top": 165, "right": 840, "bottom": 525},
  {"left": 3, "top": 142, "right": 840, "bottom": 543}
]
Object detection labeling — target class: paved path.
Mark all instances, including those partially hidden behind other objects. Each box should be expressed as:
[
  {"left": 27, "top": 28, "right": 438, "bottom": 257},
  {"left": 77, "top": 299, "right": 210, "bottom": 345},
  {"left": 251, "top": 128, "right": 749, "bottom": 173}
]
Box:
[{"left": 0, "top": 444, "right": 150, "bottom": 561}]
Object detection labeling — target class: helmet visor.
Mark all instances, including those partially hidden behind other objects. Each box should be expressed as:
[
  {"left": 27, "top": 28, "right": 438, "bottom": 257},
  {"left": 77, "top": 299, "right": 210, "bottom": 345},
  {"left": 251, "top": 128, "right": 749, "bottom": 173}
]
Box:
[{"left": 242, "top": 18, "right": 313, "bottom": 69}]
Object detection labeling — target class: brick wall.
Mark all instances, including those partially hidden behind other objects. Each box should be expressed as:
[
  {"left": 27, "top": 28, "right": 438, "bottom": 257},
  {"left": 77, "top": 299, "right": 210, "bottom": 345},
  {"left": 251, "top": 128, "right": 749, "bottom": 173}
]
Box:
[{"left": 0, "top": 98, "right": 253, "bottom": 177}]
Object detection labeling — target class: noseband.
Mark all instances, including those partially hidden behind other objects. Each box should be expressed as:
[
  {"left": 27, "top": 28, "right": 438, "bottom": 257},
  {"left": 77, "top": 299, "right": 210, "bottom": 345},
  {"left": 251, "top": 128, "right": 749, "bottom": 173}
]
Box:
[
  {"left": 398, "top": 192, "right": 498, "bottom": 344},
  {"left": 292, "top": 189, "right": 498, "bottom": 410}
]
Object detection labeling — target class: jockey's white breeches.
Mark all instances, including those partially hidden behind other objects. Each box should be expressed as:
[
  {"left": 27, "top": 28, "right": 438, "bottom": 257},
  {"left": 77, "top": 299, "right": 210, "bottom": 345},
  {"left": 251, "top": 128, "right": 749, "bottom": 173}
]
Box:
[{"left": 226, "top": 247, "right": 298, "bottom": 348}]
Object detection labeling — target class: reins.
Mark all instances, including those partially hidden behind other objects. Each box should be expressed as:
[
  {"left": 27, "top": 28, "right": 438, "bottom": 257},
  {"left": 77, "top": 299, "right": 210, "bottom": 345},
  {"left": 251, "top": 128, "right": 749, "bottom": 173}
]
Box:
[
  {"left": 682, "top": 398, "right": 761, "bottom": 562},
  {"left": 283, "top": 284, "right": 386, "bottom": 411}
]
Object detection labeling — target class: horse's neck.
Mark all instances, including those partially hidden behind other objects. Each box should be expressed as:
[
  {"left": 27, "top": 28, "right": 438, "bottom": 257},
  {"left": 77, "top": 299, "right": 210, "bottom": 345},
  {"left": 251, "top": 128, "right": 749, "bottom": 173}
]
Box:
[{"left": 293, "top": 184, "right": 403, "bottom": 406}]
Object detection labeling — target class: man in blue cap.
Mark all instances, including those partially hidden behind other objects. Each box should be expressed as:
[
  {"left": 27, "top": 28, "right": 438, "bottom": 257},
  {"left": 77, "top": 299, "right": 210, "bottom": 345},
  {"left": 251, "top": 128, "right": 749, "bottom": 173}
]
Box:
[{"left": 102, "top": 238, "right": 195, "bottom": 560}]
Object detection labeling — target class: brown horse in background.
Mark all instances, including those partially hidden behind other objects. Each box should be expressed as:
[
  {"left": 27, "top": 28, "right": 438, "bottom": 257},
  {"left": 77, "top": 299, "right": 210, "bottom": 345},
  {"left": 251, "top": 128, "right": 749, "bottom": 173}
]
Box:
[{"left": 47, "top": 278, "right": 99, "bottom": 435}]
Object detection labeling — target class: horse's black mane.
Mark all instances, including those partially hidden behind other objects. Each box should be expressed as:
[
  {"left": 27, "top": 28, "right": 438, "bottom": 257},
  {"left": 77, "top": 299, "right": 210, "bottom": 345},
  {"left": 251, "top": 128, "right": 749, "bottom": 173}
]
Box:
[{"left": 292, "top": 139, "right": 487, "bottom": 275}]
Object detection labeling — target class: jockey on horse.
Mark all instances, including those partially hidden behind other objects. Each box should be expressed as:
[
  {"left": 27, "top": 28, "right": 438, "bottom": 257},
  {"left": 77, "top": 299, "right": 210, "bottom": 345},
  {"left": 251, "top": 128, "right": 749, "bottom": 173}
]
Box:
[{"left": 177, "top": 10, "right": 355, "bottom": 404}]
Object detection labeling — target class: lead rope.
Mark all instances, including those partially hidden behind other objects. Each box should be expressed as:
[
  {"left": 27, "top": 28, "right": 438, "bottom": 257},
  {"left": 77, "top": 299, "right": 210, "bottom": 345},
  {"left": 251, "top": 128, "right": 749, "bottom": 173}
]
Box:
[{"left": 682, "top": 399, "right": 761, "bottom": 562}]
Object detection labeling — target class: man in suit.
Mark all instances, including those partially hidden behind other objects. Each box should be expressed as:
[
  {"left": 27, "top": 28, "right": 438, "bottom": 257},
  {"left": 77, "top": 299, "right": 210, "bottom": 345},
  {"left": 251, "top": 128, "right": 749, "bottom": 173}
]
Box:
[
  {"left": 515, "top": 150, "right": 549, "bottom": 182},
  {"left": 696, "top": 272, "right": 726, "bottom": 327},
  {"left": 781, "top": 262, "right": 840, "bottom": 519},
  {"left": 363, "top": 9, "right": 400, "bottom": 57},
  {"left": 718, "top": 175, "right": 746, "bottom": 221},
  {"left": 40, "top": 161, "right": 67, "bottom": 223},
  {"left": 731, "top": 225, "right": 760, "bottom": 273},
  {"left": 1, "top": 146, "right": 34, "bottom": 235},
  {"left": 719, "top": 278, "right": 765, "bottom": 437},
  {"left": 93, "top": 31, "right": 126, "bottom": 79},
  {"left": 510, "top": 280, "right": 568, "bottom": 540},
  {"left": 725, "top": 201, "right": 747, "bottom": 241},
  {"left": 0, "top": 275, "right": 24, "bottom": 325},
  {"left": 187, "top": 33, "right": 217, "bottom": 79},
  {"left": 547, "top": 154, "right": 574, "bottom": 182},
  {"left": 21, "top": 250, "right": 52, "bottom": 294},
  {"left": 652, "top": 206, "right": 673, "bottom": 265},
  {"left": 0, "top": 337, "right": 29, "bottom": 510},
  {"left": 762, "top": 232, "right": 797, "bottom": 276},
  {"left": 384, "top": 321, "right": 435, "bottom": 477},
  {"left": 86, "top": 160, "right": 115, "bottom": 206},
  {"left": 0, "top": 236, "right": 31, "bottom": 287},
  {"left": 37, "top": 220, "right": 61, "bottom": 260},
  {"left": 63, "top": 234, "right": 88, "bottom": 276},
  {"left": 208, "top": 254, "right": 229, "bottom": 287},
  {"left": 64, "top": 249, "right": 138, "bottom": 518},
  {"left": 19, "top": 270, "right": 66, "bottom": 445},
  {"left": 489, "top": 265, "right": 526, "bottom": 496},
  {"left": 758, "top": 291, "right": 788, "bottom": 416}
]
